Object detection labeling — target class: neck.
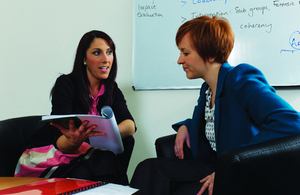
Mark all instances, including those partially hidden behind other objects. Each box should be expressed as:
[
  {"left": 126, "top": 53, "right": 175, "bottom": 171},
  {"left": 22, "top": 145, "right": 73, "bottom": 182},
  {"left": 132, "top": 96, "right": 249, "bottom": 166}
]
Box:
[
  {"left": 89, "top": 82, "right": 102, "bottom": 98},
  {"left": 87, "top": 73, "right": 102, "bottom": 98},
  {"left": 203, "top": 62, "right": 222, "bottom": 94}
]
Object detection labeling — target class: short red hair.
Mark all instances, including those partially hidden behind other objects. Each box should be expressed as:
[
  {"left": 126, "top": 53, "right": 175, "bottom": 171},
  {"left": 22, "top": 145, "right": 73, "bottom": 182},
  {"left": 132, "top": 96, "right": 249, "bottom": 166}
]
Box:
[{"left": 176, "top": 15, "right": 234, "bottom": 63}]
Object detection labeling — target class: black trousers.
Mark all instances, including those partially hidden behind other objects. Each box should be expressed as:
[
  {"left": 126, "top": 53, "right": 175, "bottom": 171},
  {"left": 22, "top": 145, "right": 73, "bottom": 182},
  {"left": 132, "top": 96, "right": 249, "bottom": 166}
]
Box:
[
  {"left": 130, "top": 158, "right": 214, "bottom": 195},
  {"left": 41, "top": 148, "right": 128, "bottom": 185}
]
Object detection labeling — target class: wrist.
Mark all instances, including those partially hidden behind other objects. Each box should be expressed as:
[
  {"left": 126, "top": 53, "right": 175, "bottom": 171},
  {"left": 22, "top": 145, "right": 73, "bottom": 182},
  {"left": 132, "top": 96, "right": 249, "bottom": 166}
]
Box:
[{"left": 57, "top": 135, "right": 81, "bottom": 154}]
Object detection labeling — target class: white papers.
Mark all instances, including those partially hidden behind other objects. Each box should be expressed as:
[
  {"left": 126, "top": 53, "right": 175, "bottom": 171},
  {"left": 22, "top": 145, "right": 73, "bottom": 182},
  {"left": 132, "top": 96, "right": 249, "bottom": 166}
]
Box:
[
  {"left": 75, "top": 183, "right": 139, "bottom": 195},
  {"left": 41, "top": 106, "right": 124, "bottom": 154}
]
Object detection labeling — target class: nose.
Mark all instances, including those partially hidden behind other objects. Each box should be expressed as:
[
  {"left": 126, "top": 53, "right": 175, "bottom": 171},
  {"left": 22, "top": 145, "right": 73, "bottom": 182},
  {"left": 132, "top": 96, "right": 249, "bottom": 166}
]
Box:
[
  {"left": 177, "top": 54, "right": 183, "bottom": 65},
  {"left": 102, "top": 53, "right": 109, "bottom": 63}
]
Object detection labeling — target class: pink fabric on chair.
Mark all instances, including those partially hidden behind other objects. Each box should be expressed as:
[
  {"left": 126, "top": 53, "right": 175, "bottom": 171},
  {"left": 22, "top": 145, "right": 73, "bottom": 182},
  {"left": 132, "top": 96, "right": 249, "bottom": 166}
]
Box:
[{"left": 15, "top": 142, "right": 91, "bottom": 177}]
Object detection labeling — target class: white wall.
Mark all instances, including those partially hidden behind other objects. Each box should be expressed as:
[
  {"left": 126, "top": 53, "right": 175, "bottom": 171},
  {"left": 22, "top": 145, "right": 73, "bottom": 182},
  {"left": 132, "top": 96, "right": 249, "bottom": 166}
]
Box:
[{"left": 1, "top": 1, "right": 300, "bottom": 180}]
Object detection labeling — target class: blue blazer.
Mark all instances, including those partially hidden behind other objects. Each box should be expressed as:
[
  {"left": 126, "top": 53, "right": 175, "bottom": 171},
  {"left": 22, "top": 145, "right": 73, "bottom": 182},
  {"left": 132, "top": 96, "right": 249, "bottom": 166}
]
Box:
[{"left": 173, "top": 63, "right": 300, "bottom": 161}]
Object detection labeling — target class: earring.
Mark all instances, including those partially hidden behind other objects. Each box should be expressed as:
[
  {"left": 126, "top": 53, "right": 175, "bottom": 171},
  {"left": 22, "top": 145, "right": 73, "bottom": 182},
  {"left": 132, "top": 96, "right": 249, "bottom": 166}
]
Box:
[{"left": 84, "top": 62, "right": 87, "bottom": 65}]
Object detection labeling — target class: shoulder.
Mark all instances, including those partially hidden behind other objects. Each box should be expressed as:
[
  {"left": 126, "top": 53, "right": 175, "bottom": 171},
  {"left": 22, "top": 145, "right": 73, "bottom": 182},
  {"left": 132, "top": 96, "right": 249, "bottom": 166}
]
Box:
[
  {"left": 54, "top": 74, "right": 73, "bottom": 85},
  {"left": 112, "top": 82, "right": 125, "bottom": 99},
  {"left": 226, "top": 63, "right": 269, "bottom": 87},
  {"left": 228, "top": 64, "right": 265, "bottom": 80},
  {"left": 228, "top": 63, "right": 264, "bottom": 79},
  {"left": 53, "top": 74, "right": 75, "bottom": 90},
  {"left": 223, "top": 63, "right": 275, "bottom": 100},
  {"left": 52, "top": 74, "right": 77, "bottom": 98}
]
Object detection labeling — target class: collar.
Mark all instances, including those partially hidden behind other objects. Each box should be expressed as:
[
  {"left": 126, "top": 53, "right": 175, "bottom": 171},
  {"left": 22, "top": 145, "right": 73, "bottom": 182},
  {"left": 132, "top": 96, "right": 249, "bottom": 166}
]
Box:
[{"left": 215, "top": 62, "right": 234, "bottom": 98}]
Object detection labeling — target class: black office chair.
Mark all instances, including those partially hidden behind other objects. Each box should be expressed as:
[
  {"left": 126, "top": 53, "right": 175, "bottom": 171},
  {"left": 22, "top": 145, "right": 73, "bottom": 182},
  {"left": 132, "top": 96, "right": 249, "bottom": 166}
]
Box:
[
  {"left": 155, "top": 133, "right": 300, "bottom": 194},
  {"left": 0, "top": 116, "right": 45, "bottom": 176}
]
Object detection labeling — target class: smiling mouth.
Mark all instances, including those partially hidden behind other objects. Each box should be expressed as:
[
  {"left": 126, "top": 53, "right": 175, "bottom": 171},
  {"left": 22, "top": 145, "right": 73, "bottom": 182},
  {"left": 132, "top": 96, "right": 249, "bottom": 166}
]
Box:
[{"left": 99, "top": 66, "right": 109, "bottom": 72}]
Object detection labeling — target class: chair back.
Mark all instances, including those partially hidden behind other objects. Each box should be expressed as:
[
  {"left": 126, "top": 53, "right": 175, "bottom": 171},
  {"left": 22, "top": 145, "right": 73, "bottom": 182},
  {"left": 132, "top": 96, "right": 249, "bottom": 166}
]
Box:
[{"left": 0, "top": 116, "right": 45, "bottom": 176}]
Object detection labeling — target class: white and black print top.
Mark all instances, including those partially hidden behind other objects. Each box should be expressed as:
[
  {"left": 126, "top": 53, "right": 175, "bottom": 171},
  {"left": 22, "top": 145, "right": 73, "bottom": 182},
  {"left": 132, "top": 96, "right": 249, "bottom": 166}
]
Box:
[{"left": 205, "top": 87, "right": 216, "bottom": 151}]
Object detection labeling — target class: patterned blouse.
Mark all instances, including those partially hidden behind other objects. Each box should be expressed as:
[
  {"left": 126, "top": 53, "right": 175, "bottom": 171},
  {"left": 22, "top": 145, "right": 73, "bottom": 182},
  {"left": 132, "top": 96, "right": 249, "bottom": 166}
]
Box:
[{"left": 205, "top": 87, "right": 216, "bottom": 151}]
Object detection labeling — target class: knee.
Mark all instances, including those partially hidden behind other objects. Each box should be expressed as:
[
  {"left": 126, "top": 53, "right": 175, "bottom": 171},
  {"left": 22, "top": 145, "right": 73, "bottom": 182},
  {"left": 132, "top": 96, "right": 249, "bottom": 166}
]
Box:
[{"left": 134, "top": 158, "right": 157, "bottom": 172}]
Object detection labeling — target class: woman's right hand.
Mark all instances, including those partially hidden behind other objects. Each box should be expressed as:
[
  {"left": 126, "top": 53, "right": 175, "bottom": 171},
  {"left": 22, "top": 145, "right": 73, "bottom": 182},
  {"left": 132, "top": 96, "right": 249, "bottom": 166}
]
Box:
[
  {"left": 174, "top": 125, "right": 190, "bottom": 159},
  {"left": 52, "top": 119, "right": 105, "bottom": 153}
]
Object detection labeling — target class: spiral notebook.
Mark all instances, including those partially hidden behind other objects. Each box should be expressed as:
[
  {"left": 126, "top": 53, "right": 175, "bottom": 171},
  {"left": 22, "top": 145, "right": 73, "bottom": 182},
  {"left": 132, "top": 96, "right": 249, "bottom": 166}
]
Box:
[{"left": 0, "top": 178, "right": 105, "bottom": 195}]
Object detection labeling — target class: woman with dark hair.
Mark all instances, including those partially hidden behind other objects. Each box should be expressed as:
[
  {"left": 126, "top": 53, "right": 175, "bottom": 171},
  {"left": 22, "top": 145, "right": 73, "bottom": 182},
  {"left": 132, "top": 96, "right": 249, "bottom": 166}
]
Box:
[
  {"left": 55, "top": 30, "right": 118, "bottom": 112},
  {"left": 130, "top": 16, "right": 300, "bottom": 195},
  {"left": 15, "top": 30, "right": 136, "bottom": 184}
]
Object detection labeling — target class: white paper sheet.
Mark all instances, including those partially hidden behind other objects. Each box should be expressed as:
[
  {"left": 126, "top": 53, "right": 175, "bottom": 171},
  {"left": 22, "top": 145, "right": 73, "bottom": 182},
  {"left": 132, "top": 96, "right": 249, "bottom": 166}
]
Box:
[{"left": 75, "top": 183, "right": 139, "bottom": 195}]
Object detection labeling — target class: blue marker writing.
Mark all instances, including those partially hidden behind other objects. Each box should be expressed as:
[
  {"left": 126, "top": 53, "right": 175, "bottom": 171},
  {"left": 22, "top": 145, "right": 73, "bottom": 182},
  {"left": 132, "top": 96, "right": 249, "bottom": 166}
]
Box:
[
  {"left": 281, "top": 31, "right": 300, "bottom": 53},
  {"left": 290, "top": 31, "right": 300, "bottom": 50}
]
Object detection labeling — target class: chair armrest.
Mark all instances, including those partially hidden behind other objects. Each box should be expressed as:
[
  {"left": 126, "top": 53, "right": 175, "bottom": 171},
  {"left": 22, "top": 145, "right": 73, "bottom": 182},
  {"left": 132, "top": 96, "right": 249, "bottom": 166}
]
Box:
[
  {"left": 155, "top": 134, "right": 194, "bottom": 159},
  {"left": 213, "top": 134, "right": 300, "bottom": 195},
  {"left": 155, "top": 134, "right": 177, "bottom": 158}
]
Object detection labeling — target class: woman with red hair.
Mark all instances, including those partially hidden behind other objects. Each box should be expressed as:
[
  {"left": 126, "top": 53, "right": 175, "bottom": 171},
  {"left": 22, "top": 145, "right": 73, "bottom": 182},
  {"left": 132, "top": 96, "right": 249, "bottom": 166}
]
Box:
[{"left": 130, "top": 16, "right": 300, "bottom": 195}]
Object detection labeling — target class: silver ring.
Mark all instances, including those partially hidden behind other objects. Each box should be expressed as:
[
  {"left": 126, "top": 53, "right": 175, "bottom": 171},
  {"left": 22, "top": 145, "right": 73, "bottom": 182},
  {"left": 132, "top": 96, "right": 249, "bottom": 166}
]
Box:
[{"left": 206, "top": 181, "right": 210, "bottom": 185}]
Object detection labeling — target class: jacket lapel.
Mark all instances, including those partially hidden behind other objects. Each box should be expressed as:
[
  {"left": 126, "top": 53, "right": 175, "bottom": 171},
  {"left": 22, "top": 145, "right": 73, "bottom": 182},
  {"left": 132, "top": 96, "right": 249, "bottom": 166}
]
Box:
[
  {"left": 214, "top": 63, "right": 233, "bottom": 154},
  {"left": 189, "top": 82, "right": 208, "bottom": 159}
]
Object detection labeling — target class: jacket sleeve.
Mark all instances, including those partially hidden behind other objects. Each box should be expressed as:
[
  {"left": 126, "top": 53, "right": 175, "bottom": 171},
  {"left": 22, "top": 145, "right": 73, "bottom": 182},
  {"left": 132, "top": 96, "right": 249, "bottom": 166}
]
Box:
[
  {"left": 172, "top": 119, "right": 192, "bottom": 132},
  {"left": 111, "top": 83, "right": 136, "bottom": 130},
  {"left": 227, "top": 64, "right": 300, "bottom": 145}
]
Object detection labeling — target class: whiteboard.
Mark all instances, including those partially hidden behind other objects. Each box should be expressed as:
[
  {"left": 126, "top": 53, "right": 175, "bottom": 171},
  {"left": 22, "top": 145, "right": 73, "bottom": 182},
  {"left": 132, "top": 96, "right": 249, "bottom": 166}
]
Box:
[{"left": 132, "top": 0, "right": 300, "bottom": 90}]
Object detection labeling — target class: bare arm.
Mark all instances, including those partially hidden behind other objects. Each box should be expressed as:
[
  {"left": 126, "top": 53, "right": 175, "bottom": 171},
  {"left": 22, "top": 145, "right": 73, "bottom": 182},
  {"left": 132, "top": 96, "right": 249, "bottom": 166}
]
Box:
[{"left": 118, "top": 119, "right": 135, "bottom": 138}]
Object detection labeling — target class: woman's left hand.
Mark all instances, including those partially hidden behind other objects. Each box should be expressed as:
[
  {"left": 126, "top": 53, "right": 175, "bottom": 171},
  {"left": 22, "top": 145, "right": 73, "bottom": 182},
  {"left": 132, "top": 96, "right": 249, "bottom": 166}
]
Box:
[{"left": 197, "top": 172, "right": 215, "bottom": 195}]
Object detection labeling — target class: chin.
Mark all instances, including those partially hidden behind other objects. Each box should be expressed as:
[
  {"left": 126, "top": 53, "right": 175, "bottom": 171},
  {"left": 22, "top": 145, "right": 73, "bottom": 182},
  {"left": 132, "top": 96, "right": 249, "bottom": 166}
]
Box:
[
  {"left": 186, "top": 73, "right": 201, "bottom": 80},
  {"left": 186, "top": 74, "right": 195, "bottom": 80},
  {"left": 101, "top": 73, "right": 110, "bottom": 78},
  {"left": 102, "top": 76, "right": 109, "bottom": 80}
]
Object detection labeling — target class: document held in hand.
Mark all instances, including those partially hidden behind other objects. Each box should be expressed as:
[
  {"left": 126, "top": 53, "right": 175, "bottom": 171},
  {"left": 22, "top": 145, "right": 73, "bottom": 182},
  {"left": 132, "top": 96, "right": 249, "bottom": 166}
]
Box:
[{"left": 41, "top": 106, "right": 124, "bottom": 154}]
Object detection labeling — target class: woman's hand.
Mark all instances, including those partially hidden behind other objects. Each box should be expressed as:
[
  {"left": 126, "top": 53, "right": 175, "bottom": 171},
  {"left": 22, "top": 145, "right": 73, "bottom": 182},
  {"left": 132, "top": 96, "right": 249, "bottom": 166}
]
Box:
[
  {"left": 197, "top": 172, "right": 215, "bottom": 195},
  {"left": 174, "top": 125, "right": 190, "bottom": 159},
  {"left": 52, "top": 119, "right": 105, "bottom": 153}
]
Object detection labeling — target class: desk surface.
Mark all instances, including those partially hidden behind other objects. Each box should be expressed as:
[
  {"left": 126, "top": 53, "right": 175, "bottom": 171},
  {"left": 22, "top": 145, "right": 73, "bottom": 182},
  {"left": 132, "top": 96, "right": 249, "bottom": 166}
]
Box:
[{"left": 0, "top": 177, "right": 47, "bottom": 190}]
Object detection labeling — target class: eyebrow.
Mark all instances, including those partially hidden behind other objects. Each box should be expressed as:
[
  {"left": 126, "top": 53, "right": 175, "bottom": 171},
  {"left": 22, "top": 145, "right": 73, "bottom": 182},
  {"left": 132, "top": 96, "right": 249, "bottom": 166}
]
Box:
[
  {"left": 92, "top": 47, "right": 111, "bottom": 50},
  {"left": 179, "top": 47, "right": 189, "bottom": 52}
]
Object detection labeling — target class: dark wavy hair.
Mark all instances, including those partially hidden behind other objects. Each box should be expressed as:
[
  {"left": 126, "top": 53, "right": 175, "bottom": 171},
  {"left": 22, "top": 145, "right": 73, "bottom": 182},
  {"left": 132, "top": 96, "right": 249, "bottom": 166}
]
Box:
[{"left": 52, "top": 30, "right": 118, "bottom": 112}]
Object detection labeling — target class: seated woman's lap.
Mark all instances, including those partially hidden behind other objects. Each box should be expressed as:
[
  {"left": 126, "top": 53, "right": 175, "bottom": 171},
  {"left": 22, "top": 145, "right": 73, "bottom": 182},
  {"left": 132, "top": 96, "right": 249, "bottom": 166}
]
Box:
[{"left": 130, "top": 158, "right": 214, "bottom": 195}]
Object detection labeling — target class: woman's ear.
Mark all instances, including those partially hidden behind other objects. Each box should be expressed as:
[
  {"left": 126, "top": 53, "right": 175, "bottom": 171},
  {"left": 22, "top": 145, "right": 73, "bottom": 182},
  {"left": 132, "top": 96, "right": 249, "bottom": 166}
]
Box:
[{"left": 208, "top": 57, "right": 216, "bottom": 63}]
